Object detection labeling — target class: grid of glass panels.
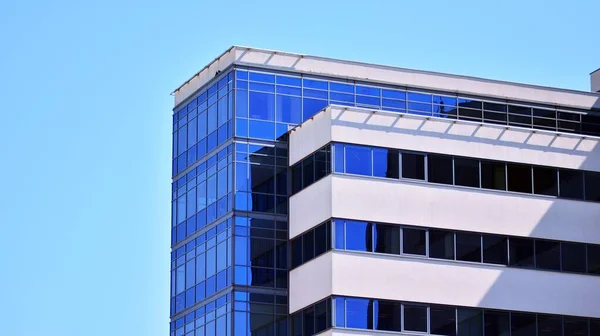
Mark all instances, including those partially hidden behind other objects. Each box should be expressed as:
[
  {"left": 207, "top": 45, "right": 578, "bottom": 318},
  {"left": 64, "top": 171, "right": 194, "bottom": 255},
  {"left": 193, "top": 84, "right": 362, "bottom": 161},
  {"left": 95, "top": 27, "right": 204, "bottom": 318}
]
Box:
[
  {"left": 170, "top": 292, "right": 232, "bottom": 336},
  {"left": 172, "top": 145, "right": 233, "bottom": 245},
  {"left": 233, "top": 141, "right": 288, "bottom": 215},
  {"left": 173, "top": 72, "right": 233, "bottom": 176},
  {"left": 234, "top": 69, "right": 600, "bottom": 144},
  {"left": 232, "top": 216, "right": 288, "bottom": 290},
  {"left": 324, "top": 296, "right": 600, "bottom": 336},
  {"left": 170, "top": 218, "right": 232, "bottom": 316},
  {"left": 233, "top": 291, "right": 288, "bottom": 335}
]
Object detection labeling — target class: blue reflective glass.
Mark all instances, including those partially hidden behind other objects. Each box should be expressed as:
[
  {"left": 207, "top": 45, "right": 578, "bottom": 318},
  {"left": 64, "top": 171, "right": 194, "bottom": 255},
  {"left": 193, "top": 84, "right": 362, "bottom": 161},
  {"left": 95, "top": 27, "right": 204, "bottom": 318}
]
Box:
[
  {"left": 248, "top": 120, "right": 275, "bottom": 140},
  {"left": 177, "top": 125, "right": 187, "bottom": 155},
  {"left": 303, "top": 98, "right": 328, "bottom": 121},
  {"left": 356, "top": 86, "right": 380, "bottom": 97},
  {"left": 433, "top": 95, "right": 458, "bottom": 106},
  {"left": 188, "top": 118, "right": 198, "bottom": 146},
  {"left": 276, "top": 75, "right": 302, "bottom": 86},
  {"left": 276, "top": 86, "right": 302, "bottom": 96},
  {"left": 236, "top": 118, "right": 248, "bottom": 137},
  {"left": 330, "top": 82, "right": 354, "bottom": 93},
  {"left": 356, "top": 95, "right": 380, "bottom": 106},
  {"left": 236, "top": 90, "right": 248, "bottom": 118},
  {"left": 249, "top": 82, "right": 275, "bottom": 93},
  {"left": 303, "top": 78, "right": 328, "bottom": 90},
  {"left": 276, "top": 123, "right": 289, "bottom": 139},
  {"left": 249, "top": 91, "right": 275, "bottom": 121},
  {"left": 207, "top": 132, "right": 217, "bottom": 152},
  {"left": 335, "top": 220, "right": 344, "bottom": 249},
  {"left": 217, "top": 124, "right": 227, "bottom": 145},
  {"left": 373, "top": 148, "right": 399, "bottom": 178},
  {"left": 304, "top": 89, "right": 328, "bottom": 99},
  {"left": 249, "top": 72, "right": 275, "bottom": 83},
  {"left": 276, "top": 95, "right": 302, "bottom": 124},
  {"left": 208, "top": 104, "right": 217, "bottom": 132},
  {"left": 330, "top": 92, "right": 354, "bottom": 103},
  {"left": 345, "top": 145, "right": 372, "bottom": 175},
  {"left": 408, "top": 102, "right": 433, "bottom": 114},
  {"left": 236, "top": 70, "right": 248, "bottom": 80},
  {"left": 408, "top": 92, "right": 432, "bottom": 103},
  {"left": 334, "top": 143, "right": 344, "bottom": 173},
  {"left": 236, "top": 80, "right": 248, "bottom": 90},
  {"left": 345, "top": 221, "right": 371, "bottom": 251},
  {"left": 382, "top": 99, "right": 406, "bottom": 110},
  {"left": 346, "top": 298, "right": 371, "bottom": 329}
]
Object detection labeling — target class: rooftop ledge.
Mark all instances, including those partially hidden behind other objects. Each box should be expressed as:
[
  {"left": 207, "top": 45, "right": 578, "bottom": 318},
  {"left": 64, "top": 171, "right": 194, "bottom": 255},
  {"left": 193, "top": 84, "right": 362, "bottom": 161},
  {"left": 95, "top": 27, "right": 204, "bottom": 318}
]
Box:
[
  {"left": 288, "top": 104, "right": 600, "bottom": 167},
  {"left": 172, "top": 46, "right": 600, "bottom": 110}
]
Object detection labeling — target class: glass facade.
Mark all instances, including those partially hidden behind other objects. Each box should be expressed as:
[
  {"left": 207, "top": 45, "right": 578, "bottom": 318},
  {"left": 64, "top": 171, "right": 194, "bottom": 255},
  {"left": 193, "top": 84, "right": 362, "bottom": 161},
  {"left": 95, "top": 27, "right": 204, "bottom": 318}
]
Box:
[{"left": 172, "top": 65, "right": 600, "bottom": 336}]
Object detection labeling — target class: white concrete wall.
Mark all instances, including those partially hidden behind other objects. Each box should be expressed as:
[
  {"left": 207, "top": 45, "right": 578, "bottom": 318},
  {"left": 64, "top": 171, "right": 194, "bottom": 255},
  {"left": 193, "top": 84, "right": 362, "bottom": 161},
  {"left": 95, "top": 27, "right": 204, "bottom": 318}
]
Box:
[
  {"left": 289, "top": 251, "right": 600, "bottom": 318},
  {"left": 289, "top": 176, "right": 332, "bottom": 239},
  {"left": 592, "top": 69, "right": 600, "bottom": 93},
  {"left": 328, "top": 106, "right": 600, "bottom": 172},
  {"left": 175, "top": 46, "right": 600, "bottom": 110},
  {"left": 289, "top": 109, "right": 332, "bottom": 165},
  {"left": 330, "top": 175, "right": 600, "bottom": 244}
]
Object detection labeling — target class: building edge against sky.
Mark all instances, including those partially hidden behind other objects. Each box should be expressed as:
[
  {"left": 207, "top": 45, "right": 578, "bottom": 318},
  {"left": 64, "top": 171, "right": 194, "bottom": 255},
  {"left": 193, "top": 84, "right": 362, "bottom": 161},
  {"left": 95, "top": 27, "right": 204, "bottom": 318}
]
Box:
[{"left": 170, "top": 46, "right": 600, "bottom": 336}]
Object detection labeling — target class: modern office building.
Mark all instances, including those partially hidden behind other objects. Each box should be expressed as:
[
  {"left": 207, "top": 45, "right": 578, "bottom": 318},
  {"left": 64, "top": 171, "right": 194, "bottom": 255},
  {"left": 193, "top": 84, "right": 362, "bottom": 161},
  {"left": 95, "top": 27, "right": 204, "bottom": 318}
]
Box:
[{"left": 170, "top": 46, "right": 600, "bottom": 336}]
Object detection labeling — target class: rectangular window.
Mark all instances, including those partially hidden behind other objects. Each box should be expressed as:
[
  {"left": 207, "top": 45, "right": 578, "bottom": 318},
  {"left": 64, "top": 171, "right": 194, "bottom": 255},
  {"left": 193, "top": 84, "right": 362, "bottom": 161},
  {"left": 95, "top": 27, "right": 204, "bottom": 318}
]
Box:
[
  {"left": 483, "top": 235, "right": 508, "bottom": 265},
  {"left": 334, "top": 143, "right": 345, "bottom": 173},
  {"left": 535, "top": 240, "right": 560, "bottom": 271},
  {"left": 430, "top": 306, "right": 456, "bottom": 336},
  {"left": 303, "top": 230, "right": 314, "bottom": 262},
  {"left": 481, "top": 161, "right": 506, "bottom": 191},
  {"left": 484, "top": 311, "right": 509, "bottom": 336},
  {"left": 374, "top": 224, "right": 400, "bottom": 254},
  {"left": 429, "top": 230, "right": 455, "bottom": 260},
  {"left": 403, "top": 228, "right": 426, "bottom": 256},
  {"left": 428, "top": 154, "right": 453, "bottom": 184},
  {"left": 291, "top": 238, "right": 302, "bottom": 268},
  {"left": 345, "top": 145, "right": 372, "bottom": 176},
  {"left": 537, "top": 315, "right": 562, "bottom": 336},
  {"left": 511, "top": 313, "right": 536, "bottom": 336},
  {"left": 509, "top": 237, "right": 534, "bottom": 267},
  {"left": 314, "top": 223, "right": 328, "bottom": 257},
  {"left": 507, "top": 164, "right": 532, "bottom": 193},
  {"left": 345, "top": 221, "right": 372, "bottom": 252},
  {"left": 403, "top": 304, "right": 427, "bottom": 332},
  {"left": 375, "top": 300, "right": 402, "bottom": 332},
  {"left": 457, "top": 308, "right": 482, "bottom": 336},
  {"left": 564, "top": 318, "right": 589, "bottom": 336},
  {"left": 456, "top": 232, "right": 482, "bottom": 263},
  {"left": 585, "top": 171, "right": 600, "bottom": 201},
  {"left": 561, "top": 242, "right": 586, "bottom": 273},
  {"left": 334, "top": 220, "right": 344, "bottom": 249},
  {"left": 335, "top": 297, "right": 345, "bottom": 327},
  {"left": 302, "top": 156, "right": 315, "bottom": 188},
  {"left": 559, "top": 169, "right": 584, "bottom": 200},
  {"left": 373, "top": 148, "right": 399, "bottom": 179},
  {"left": 533, "top": 167, "right": 558, "bottom": 196},
  {"left": 454, "top": 157, "right": 480, "bottom": 188},
  {"left": 346, "top": 298, "right": 372, "bottom": 329},
  {"left": 587, "top": 245, "right": 600, "bottom": 274},
  {"left": 402, "top": 153, "right": 425, "bottom": 180}
]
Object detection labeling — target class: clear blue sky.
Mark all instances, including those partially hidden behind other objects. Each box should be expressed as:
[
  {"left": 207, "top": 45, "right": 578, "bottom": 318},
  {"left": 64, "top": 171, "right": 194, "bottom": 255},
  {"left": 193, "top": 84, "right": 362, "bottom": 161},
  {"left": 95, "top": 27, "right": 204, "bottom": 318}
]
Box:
[{"left": 0, "top": 0, "right": 597, "bottom": 335}]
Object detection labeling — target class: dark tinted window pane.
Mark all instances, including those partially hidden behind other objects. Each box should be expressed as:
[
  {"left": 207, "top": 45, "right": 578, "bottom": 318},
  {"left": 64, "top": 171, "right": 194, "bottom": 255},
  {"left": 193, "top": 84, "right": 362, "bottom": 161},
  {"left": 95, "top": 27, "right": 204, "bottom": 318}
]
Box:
[
  {"left": 402, "top": 153, "right": 425, "bottom": 180},
  {"left": 346, "top": 298, "right": 372, "bottom": 329},
  {"left": 537, "top": 315, "right": 562, "bottom": 336},
  {"left": 403, "top": 228, "right": 426, "bottom": 255},
  {"left": 314, "top": 147, "right": 330, "bottom": 182},
  {"left": 291, "top": 237, "right": 302, "bottom": 268},
  {"left": 458, "top": 308, "right": 483, "bottom": 336},
  {"left": 346, "top": 145, "right": 372, "bottom": 176},
  {"left": 429, "top": 230, "right": 455, "bottom": 260},
  {"left": 587, "top": 244, "right": 600, "bottom": 274},
  {"left": 508, "top": 105, "right": 530, "bottom": 115},
  {"left": 481, "top": 161, "right": 506, "bottom": 191},
  {"left": 484, "top": 311, "right": 509, "bottom": 336},
  {"left": 302, "top": 230, "right": 314, "bottom": 262},
  {"left": 511, "top": 313, "right": 536, "bottom": 336},
  {"left": 428, "top": 154, "right": 453, "bottom": 184},
  {"left": 561, "top": 242, "right": 586, "bottom": 273},
  {"left": 559, "top": 169, "right": 584, "bottom": 200},
  {"left": 591, "top": 319, "right": 600, "bottom": 336},
  {"left": 510, "top": 237, "right": 534, "bottom": 267},
  {"left": 404, "top": 305, "right": 427, "bottom": 332},
  {"left": 533, "top": 167, "right": 558, "bottom": 196},
  {"left": 346, "top": 221, "right": 372, "bottom": 252},
  {"left": 456, "top": 232, "right": 482, "bottom": 262},
  {"left": 535, "top": 240, "right": 561, "bottom": 271},
  {"left": 507, "top": 164, "right": 532, "bottom": 193},
  {"left": 314, "top": 301, "right": 328, "bottom": 333},
  {"left": 373, "top": 148, "right": 399, "bottom": 179},
  {"left": 375, "top": 300, "right": 401, "bottom": 332},
  {"left": 302, "top": 156, "right": 314, "bottom": 188},
  {"left": 314, "top": 224, "right": 327, "bottom": 257},
  {"left": 585, "top": 171, "right": 600, "bottom": 201},
  {"left": 374, "top": 224, "right": 400, "bottom": 254},
  {"left": 483, "top": 235, "right": 508, "bottom": 265},
  {"left": 291, "top": 164, "right": 302, "bottom": 194},
  {"left": 292, "top": 312, "right": 302, "bottom": 336},
  {"left": 455, "top": 158, "right": 480, "bottom": 187},
  {"left": 431, "top": 306, "right": 457, "bottom": 336},
  {"left": 303, "top": 306, "right": 314, "bottom": 335},
  {"left": 564, "top": 317, "right": 588, "bottom": 336}
]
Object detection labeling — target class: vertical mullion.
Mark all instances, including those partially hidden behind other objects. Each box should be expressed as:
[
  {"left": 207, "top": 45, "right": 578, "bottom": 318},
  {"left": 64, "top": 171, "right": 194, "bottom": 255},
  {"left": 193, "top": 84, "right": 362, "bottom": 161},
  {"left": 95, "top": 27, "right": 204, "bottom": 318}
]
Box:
[{"left": 399, "top": 151, "right": 403, "bottom": 179}]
